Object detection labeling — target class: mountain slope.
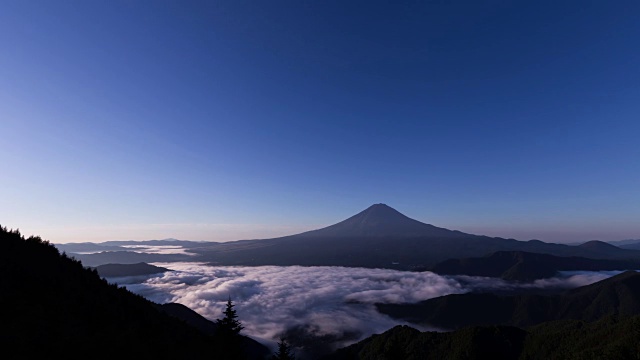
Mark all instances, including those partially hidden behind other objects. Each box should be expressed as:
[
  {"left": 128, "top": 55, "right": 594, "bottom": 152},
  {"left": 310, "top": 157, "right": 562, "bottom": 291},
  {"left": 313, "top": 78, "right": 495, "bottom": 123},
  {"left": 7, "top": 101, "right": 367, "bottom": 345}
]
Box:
[
  {"left": 324, "top": 316, "right": 640, "bottom": 360},
  {"left": 94, "top": 262, "right": 170, "bottom": 277},
  {"left": 430, "top": 251, "right": 640, "bottom": 281},
  {"left": 324, "top": 325, "right": 528, "bottom": 360},
  {"left": 377, "top": 271, "right": 640, "bottom": 330},
  {"left": 0, "top": 226, "right": 269, "bottom": 359},
  {"left": 297, "top": 203, "right": 469, "bottom": 238}
]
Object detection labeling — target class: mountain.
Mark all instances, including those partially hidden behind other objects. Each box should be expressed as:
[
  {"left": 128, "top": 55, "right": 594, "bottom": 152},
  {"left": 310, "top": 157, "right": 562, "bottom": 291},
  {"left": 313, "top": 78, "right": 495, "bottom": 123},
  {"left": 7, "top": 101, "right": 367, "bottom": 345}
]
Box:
[
  {"left": 55, "top": 239, "right": 207, "bottom": 255},
  {"left": 606, "top": 239, "right": 640, "bottom": 247},
  {"left": 578, "top": 240, "right": 630, "bottom": 254},
  {"left": 186, "top": 204, "right": 640, "bottom": 269},
  {"left": 155, "top": 303, "right": 271, "bottom": 359},
  {"left": 72, "top": 250, "right": 191, "bottom": 267},
  {"left": 328, "top": 271, "right": 640, "bottom": 360},
  {"left": 430, "top": 251, "right": 640, "bottom": 281},
  {"left": 94, "top": 262, "right": 170, "bottom": 277},
  {"left": 155, "top": 302, "right": 219, "bottom": 335},
  {"left": 324, "top": 316, "right": 640, "bottom": 360},
  {"left": 324, "top": 325, "right": 527, "bottom": 360},
  {"left": 297, "top": 203, "right": 469, "bottom": 238},
  {"left": 621, "top": 243, "right": 640, "bottom": 250},
  {"left": 377, "top": 271, "right": 640, "bottom": 330},
  {"left": 100, "top": 239, "right": 207, "bottom": 247},
  {"left": 0, "top": 225, "right": 270, "bottom": 359},
  {"left": 69, "top": 204, "right": 640, "bottom": 268}
]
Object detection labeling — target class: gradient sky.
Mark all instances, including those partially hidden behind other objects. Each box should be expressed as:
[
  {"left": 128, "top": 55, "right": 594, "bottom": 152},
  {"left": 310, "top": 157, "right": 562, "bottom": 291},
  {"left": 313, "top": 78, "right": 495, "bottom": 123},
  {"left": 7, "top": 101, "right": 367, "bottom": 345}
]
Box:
[{"left": 1, "top": 1, "right": 639, "bottom": 243}]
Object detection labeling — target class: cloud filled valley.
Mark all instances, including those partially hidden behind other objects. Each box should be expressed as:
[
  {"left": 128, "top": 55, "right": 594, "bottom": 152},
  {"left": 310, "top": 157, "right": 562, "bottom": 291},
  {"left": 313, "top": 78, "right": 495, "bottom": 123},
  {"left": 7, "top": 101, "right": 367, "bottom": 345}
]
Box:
[{"left": 111, "top": 263, "right": 623, "bottom": 357}]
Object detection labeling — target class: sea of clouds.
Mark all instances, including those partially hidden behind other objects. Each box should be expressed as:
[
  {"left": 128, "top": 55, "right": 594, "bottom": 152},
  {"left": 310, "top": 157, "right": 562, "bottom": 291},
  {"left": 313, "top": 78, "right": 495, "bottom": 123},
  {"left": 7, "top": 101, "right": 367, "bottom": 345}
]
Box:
[{"left": 112, "top": 263, "right": 624, "bottom": 356}]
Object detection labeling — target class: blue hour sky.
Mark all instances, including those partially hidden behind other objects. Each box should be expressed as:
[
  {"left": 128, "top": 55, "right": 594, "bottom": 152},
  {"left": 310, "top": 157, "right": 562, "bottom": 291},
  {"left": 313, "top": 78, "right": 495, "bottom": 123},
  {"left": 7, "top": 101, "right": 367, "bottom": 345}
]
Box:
[{"left": 1, "top": 0, "right": 639, "bottom": 243}]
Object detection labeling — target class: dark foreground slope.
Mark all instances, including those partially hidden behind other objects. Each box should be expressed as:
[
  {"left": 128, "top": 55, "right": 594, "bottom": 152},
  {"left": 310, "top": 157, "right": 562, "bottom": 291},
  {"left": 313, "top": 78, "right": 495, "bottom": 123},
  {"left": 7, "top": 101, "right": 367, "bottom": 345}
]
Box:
[
  {"left": 324, "top": 316, "right": 640, "bottom": 360},
  {"left": 325, "top": 325, "right": 527, "bottom": 360},
  {"left": 430, "top": 251, "right": 640, "bottom": 281},
  {"left": 0, "top": 226, "right": 269, "bottom": 359},
  {"left": 378, "top": 271, "right": 640, "bottom": 330}
]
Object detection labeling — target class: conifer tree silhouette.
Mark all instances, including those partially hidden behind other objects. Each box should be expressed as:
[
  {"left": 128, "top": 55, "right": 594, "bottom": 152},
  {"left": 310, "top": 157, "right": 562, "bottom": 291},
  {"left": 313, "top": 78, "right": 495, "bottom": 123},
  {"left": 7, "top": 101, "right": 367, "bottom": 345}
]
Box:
[
  {"left": 216, "top": 297, "right": 244, "bottom": 337},
  {"left": 215, "top": 297, "right": 245, "bottom": 360},
  {"left": 272, "top": 337, "right": 295, "bottom": 360}
]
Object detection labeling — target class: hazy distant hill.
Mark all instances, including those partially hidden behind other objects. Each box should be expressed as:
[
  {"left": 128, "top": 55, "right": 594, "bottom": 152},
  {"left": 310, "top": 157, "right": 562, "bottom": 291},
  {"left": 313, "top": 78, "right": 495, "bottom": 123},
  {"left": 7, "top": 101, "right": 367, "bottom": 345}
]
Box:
[
  {"left": 56, "top": 239, "right": 208, "bottom": 254},
  {"left": 622, "top": 243, "right": 640, "bottom": 251},
  {"left": 377, "top": 271, "right": 640, "bottom": 330},
  {"left": 606, "top": 239, "right": 640, "bottom": 247},
  {"left": 101, "top": 239, "right": 208, "bottom": 247},
  {"left": 72, "top": 250, "right": 191, "bottom": 267},
  {"left": 430, "top": 251, "right": 640, "bottom": 281},
  {"left": 0, "top": 226, "right": 269, "bottom": 359}
]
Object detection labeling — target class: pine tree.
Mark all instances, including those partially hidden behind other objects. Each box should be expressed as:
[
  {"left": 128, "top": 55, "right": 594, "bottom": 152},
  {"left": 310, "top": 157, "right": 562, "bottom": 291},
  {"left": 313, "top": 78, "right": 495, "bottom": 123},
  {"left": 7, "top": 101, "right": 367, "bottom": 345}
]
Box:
[
  {"left": 272, "top": 337, "right": 295, "bottom": 360},
  {"left": 215, "top": 297, "right": 244, "bottom": 337},
  {"left": 215, "top": 298, "right": 245, "bottom": 360}
]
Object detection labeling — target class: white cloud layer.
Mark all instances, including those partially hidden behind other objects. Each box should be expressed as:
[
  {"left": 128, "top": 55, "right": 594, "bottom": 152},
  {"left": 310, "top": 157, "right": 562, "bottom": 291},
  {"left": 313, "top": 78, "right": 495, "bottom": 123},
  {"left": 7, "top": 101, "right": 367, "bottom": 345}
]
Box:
[{"left": 116, "top": 264, "right": 623, "bottom": 356}]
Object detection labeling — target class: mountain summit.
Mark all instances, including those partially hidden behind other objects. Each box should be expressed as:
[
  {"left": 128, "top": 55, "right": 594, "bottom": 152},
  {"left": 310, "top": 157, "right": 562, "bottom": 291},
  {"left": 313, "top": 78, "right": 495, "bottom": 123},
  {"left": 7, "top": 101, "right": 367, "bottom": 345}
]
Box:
[
  {"left": 296, "top": 203, "right": 468, "bottom": 238},
  {"left": 72, "top": 204, "right": 640, "bottom": 269}
]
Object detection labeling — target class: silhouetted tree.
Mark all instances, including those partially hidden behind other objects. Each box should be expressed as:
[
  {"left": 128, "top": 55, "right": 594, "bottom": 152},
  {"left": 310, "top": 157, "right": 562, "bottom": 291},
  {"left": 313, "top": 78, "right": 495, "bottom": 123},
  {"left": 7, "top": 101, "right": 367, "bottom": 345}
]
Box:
[
  {"left": 272, "top": 337, "right": 295, "bottom": 360},
  {"left": 216, "top": 297, "right": 244, "bottom": 337},
  {"left": 214, "top": 297, "right": 246, "bottom": 360}
]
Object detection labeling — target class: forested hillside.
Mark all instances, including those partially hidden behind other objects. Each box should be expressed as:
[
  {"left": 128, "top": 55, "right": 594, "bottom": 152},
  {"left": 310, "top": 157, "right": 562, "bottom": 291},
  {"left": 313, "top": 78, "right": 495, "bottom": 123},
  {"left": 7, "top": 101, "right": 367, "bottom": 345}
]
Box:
[{"left": 0, "top": 226, "right": 268, "bottom": 359}]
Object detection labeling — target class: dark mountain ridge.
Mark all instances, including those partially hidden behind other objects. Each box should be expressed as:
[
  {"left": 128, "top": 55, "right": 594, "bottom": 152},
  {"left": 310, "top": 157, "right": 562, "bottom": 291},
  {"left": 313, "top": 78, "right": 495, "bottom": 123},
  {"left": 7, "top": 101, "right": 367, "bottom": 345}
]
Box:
[
  {"left": 0, "top": 225, "right": 270, "bottom": 359},
  {"left": 324, "top": 325, "right": 528, "bottom": 360},
  {"left": 324, "top": 315, "right": 640, "bottom": 360},
  {"left": 94, "top": 262, "right": 170, "bottom": 277},
  {"left": 377, "top": 270, "right": 640, "bottom": 330},
  {"left": 430, "top": 251, "right": 640, "bottom": 281},
  {"left": 330, "top": 272, "right": 640, "bottom": 359}
]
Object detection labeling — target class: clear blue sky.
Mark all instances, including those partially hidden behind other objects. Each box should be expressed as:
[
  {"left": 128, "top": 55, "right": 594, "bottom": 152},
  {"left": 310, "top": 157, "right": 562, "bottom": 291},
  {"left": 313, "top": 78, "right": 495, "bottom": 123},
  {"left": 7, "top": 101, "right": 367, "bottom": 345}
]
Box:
[{"left": 1, "top": 0, "right": 639, "bottom": 243}]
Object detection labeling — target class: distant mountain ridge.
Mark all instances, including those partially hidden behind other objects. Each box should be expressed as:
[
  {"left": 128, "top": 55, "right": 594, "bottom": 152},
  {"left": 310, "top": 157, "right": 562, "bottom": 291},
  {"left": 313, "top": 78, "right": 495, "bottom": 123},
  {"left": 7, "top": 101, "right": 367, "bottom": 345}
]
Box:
[
  {"left": 55, "top": 239, "right": 207, "bottom": 254},
  {"left": 606, "top": 239, "right": 640, "bottom": 247},
  {"left": 65, "top": 204, "right": 640, "bottom": 269}
]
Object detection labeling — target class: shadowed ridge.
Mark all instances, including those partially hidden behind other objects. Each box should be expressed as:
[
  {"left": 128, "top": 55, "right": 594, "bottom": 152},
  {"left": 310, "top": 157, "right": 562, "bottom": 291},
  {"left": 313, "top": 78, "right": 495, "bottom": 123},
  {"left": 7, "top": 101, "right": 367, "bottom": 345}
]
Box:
[
  {"left": 323, "top": 324, "right": 527, "bottom": 360},
  {"left": 295, "top": 203, "right": 470, "bottom": 238},
  {"left": 570, "top": 269, "right": 639, "bottom": 291},
  {"left": 94, "top": 262, "right": 170, "bottom": 277},
  {"left": 430, "top": 251, "right": 640, "bottom": 281},
  {"left": 377, "top": 270, "right": 640, "bottom": 330},
  {"left": 0, "top": 225, "right": 270, "bottom": 358}
]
